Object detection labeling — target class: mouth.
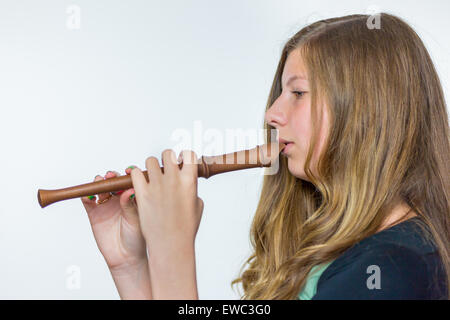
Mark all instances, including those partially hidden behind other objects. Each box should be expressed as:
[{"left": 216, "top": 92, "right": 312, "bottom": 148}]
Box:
[
  {"left": 278, "top": 138, "right": 294, "bottom": 154},
  {"left": 279, "top": 138, "right": 293, "bottom": 147}
]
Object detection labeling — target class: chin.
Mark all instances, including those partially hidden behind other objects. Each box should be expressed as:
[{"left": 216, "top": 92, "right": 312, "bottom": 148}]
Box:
[
  {"left": 286, "top": 160, "right": 303, "bottom": 179},
  {"left": 286, "top": 159, "right": 310, "bottom": 182}
]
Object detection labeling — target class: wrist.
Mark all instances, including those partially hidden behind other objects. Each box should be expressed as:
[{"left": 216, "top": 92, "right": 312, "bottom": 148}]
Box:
[
  {"left": 148, "top": 244, "right": 198, "bottom": 300},
  {"left": 108, "top": 256, "right": 149, "bottom": 277},
  {"left": 109, "top": 258, "right": 153, "bottom": 300},
  {"left": 145, "top": 234, "right": 195, "bottom": 256}
]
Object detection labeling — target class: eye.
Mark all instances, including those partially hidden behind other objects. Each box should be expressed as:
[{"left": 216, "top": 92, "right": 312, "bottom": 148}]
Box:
[{"left": 292, "top": 91, "right": 306, "bottom": 99}]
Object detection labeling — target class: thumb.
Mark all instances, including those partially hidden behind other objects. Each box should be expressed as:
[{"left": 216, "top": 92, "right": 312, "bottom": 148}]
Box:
[{"left": 197, "top": 197, "right": 204, "bottom": 214}]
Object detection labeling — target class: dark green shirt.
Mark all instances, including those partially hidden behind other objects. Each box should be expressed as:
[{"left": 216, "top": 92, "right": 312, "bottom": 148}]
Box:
[{"left": 299, "top": 217, "right": 447, "bottom": 300}]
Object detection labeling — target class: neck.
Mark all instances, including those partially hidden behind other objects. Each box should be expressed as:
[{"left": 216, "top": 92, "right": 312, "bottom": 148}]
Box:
[{"left": 376, "top": 202, "right": 418, "bottom": 233}]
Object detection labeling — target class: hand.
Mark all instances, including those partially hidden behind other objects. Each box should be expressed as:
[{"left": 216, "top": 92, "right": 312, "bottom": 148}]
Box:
[
  {"left": 81, "top": 167, "right": 145, "bottom": 271},
  {"left": 81, "top": 167, "right": 153, "bottom": 300},
  {"left": 130, "top": 150, "right": 204, "bottom": 252},
  {"left": 130, "top": 150, "right": 204, "bottom": 299}
]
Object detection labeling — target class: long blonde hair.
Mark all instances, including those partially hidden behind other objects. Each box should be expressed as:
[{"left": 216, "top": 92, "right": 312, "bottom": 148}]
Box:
[{"left": 231, "top": 13, "right": 450, "bottom": 299}]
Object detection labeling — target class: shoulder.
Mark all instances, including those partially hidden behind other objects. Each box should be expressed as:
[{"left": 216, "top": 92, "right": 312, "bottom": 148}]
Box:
[{"left": 313, "top": 222, "right": 448, "bottom": 299}]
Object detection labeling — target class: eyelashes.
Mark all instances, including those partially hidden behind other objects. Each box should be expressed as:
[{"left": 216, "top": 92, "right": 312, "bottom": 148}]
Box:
[
  {"left": 292, "top": 91, "right": 306, "bottom": 98},
  {"left": 279, "top": 88, "right": 307, "bottom": 99}
]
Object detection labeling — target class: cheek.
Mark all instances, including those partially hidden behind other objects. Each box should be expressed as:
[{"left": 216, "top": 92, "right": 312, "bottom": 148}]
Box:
[
  {"left": 315, "top": 115, "right": 329, "bottom": 158},
  {"left": 288, "top": 104, "right": 312, "bottom": 181},
  {"left": 290, "top": 106, "right": 312, "bottom": 151}
]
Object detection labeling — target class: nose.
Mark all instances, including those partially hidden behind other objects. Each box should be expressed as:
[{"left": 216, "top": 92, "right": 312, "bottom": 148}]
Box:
[{"left": 265, "top": 101, "right": 288, "bottom": 128}]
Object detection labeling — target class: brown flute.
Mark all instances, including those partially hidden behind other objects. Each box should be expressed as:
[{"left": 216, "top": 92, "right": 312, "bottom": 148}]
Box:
[{"left": 37, "top": 142, "right": 286, "bottom": 208}]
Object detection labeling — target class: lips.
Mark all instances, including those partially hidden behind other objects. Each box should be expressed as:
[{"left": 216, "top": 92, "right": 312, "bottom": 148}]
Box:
[
  {"left": 279, "top": 138, "right": 293, "bottom": 147},
  {"left": 278, "top": 138, "right": 294, "bottom": 154}
]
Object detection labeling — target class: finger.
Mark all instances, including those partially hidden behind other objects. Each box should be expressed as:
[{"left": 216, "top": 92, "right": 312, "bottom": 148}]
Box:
[
  {"left": 130, "top": 166, "right": 149, "bottom": 199},
  {"left": 105, "top": 170, "right": 129, "bottom": 197},
  {"left": 117, "top": 165, "right": 138, "bottom": 196},
  {"left": 106, "top": 170, "right": 120, "bottom": 178},
  {"left": 119, "top": 187, "right": 139, "bottom": 224},
  {"left": 145, "top": 156, "right": 163, "bottom": 184},
  {"left": 96, "top": 172, "right": 114, "bottom": 203},
  {"left": 180, "top": 150, "right": 199, "bottom": 180},
  {"left": 121, "top": 166, "right": 139, "bottom": 222},
  {"left": 161, "top": 149, "right": 178, "bottom": 176},
  {"left": 81, "top": 174, "right": 103, "bottom": 210},
  {"left": 125, "top": 165, "right": 137, "bottom": 175},
  {"left": 81, "top": 187, "right": 97, "bottom": 211}
]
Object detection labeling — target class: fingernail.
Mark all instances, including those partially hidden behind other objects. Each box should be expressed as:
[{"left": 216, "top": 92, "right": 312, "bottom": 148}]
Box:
[
  {"left": 127, "top": 165, "right": 136, "bottom": 169},
  {"left": 129, "top": 193, "right": 135, "bottom": 200},
  {"left": 87, "top": 195, "right": 95, "bottom": 200}
]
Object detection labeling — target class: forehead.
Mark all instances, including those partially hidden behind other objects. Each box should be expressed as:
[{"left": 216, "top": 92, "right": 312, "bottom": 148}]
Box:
[{"left": 282, "top": 48, "right": 308, "bottom": 82}]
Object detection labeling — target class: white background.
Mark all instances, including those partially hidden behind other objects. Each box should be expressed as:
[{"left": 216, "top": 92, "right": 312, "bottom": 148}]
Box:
[{"left": 0, "top": 0, "right": 448, "bottom": 299}]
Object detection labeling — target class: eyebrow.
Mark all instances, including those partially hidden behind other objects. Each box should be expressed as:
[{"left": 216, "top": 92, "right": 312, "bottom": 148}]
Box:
[{"left": 283, "top": 74, "right": 308, "bottom": 88}]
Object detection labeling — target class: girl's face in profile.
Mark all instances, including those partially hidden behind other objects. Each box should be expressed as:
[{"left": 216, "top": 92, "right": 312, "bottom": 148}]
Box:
[{"left": 265, "top": 48, "right": 330, "bottom": 182}]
